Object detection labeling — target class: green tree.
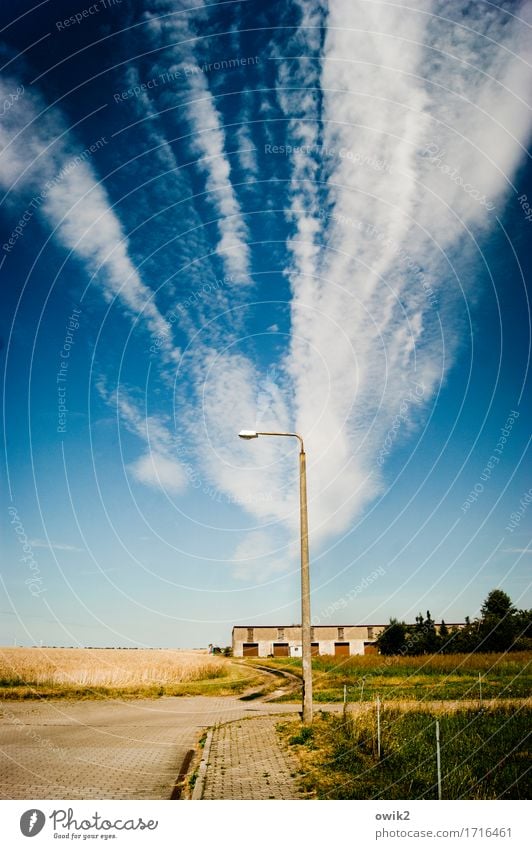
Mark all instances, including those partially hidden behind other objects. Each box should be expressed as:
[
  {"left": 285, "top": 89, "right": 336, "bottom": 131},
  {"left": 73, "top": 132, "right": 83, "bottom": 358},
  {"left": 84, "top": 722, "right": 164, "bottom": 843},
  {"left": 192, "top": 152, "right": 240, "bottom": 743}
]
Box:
[
  {"left": 514, "top": 609, "right": 532, "bottom": 650},
  {"left": 438, "top": 619, "right": 451, "bottom": 651},
  {"left": 481, "top": 589, "right": 516, "bottom": 619},
  {"left": 424, "top": 610, "right": 438, "bottom": 653},
  {"left": 449, "top": 615, "right": 480, "bottom": 653},
  {"left": 376, "top": 618, "right": 407, "bottom": 655},
  {"left": 407, "top": 613, "right": 426, "bottom": 655},
  {"left": 479, "top": 589, "right": 518, "bottom": 652}
]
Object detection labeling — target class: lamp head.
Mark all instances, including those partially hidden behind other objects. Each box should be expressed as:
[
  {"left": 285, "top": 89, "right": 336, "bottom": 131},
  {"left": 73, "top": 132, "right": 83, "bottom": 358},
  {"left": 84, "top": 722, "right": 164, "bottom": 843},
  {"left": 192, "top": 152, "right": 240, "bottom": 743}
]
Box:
[{"left": 238, "top": 430, "right": 259, "bottom": 439}]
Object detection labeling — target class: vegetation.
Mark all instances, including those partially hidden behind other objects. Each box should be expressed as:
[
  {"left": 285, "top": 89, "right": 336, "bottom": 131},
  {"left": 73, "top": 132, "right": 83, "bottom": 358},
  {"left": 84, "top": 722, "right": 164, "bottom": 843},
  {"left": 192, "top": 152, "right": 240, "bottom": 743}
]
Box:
[
  {"left": 279, "top": 705, "right": 531, "bottom": 799},
  {"left": 377, "top": 590, "right": 532, "bottom": 656},
  {"left": 248, "top": 650, "right": 531, "bottom": 702},
  {"left": 0, "top": 648, "right": 263, "bottom": 699}
]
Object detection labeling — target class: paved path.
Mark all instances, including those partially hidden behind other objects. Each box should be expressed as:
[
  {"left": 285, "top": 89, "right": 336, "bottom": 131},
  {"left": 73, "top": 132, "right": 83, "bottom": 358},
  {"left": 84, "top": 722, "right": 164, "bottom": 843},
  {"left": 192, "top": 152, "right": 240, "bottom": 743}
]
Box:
[
  {"left": 201, "top": 715, "right": 304, "bottom": 800},
  {"left": 0, "top": 697, "right": 301, "bottom": 799}
]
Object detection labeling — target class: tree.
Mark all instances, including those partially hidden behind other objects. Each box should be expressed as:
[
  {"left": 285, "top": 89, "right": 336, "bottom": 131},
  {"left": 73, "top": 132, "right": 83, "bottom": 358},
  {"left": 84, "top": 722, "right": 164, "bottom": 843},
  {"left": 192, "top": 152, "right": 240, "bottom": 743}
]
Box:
[
  {"left": 408, "top": 613, "right": 426, "bottom": 655},
  {"left": 479, "top": 589, "right": 518, "bottom": 652},
  {"left": 376, "top": 618, "right": 407, "bottom": 655},
  {"left": 424, "top": 610, "right": 438, "bottom": 653},
  {"left": 446, "top": 615, "right": 480, "bottom": 653},
  {"left": 515, "top": 608, "right": 532, "bottom": 638},
  {"left": 514, "top": 609, "right": 532, "bottom": 650},
  {"left": 481, "top": 589, "right": 516, "bottom": 619}
]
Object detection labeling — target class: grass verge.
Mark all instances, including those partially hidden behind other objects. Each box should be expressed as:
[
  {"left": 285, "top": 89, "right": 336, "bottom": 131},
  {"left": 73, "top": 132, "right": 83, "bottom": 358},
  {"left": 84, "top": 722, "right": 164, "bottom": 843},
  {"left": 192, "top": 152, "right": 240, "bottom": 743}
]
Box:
[
  {"left": 248, "top": 651, "right": 531, "bottom": 702},
  {"left": 278, "top": 705, "right": 531, "bottom": 799}
]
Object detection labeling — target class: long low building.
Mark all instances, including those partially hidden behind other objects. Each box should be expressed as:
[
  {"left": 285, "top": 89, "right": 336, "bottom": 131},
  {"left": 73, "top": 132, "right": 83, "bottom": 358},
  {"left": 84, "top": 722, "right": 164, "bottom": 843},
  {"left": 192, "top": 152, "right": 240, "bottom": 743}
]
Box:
[
  {"left": 232, "top": 622, "right": 466, "bottom": 657},
  {"left": 232, "top": 624, "right": 387, "bottom": 657}
]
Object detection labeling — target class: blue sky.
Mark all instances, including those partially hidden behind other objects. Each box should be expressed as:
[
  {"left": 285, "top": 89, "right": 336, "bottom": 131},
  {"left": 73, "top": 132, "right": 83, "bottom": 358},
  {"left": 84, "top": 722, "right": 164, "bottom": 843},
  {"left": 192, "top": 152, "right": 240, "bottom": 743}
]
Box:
[{"left": 1, "top": 0, "right": 531, "bottom": 648}]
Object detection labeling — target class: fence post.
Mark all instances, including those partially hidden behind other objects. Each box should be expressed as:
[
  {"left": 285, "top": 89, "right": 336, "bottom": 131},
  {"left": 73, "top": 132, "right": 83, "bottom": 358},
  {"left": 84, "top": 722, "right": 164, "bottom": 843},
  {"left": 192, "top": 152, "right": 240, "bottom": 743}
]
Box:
[
  {"left": 376, "top": 694, "right": 381, "bottom": 759},
  {"left": 479, "top": 672, "right": 482, "bottom": 703},
  {"left": 360, "top": 676, "right": 365, "bottom": 701},
  {"left": 344, "top": 683, "right": 347, "bottom": 705},
  {"left": 436, "top": 719, "right": 442, "bottom": 800}
]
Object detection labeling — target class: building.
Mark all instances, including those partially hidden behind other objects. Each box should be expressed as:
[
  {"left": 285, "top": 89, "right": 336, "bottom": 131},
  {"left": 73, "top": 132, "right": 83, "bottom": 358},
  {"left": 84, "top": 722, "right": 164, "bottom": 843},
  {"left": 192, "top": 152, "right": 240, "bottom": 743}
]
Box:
[
  {"left": 232, "top": 622, "right": 466, "bottom": 658},
  {"left": 232, "top": 624, "right": 387, "bottom": 657}
]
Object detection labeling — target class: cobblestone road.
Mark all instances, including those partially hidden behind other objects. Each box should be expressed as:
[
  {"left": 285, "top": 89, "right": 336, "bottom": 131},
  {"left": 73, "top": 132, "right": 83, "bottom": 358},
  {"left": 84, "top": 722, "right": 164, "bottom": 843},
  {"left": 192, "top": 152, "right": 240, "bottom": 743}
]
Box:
[{"left": 0, "top": 697, "right": 299, "bottom": 799}]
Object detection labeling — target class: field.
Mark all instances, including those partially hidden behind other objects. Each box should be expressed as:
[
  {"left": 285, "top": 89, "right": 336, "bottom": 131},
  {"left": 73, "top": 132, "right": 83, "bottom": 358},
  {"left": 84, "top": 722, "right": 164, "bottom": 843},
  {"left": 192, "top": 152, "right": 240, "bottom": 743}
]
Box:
[
  {"left": 0, "top": 647, "right": 262, "bottom": 699},
  {"left": 278, "top": 704, "right": 531, "bottom": 799},
  {"left": 248, "top": 651, "right": 532, "bottom": 702}
]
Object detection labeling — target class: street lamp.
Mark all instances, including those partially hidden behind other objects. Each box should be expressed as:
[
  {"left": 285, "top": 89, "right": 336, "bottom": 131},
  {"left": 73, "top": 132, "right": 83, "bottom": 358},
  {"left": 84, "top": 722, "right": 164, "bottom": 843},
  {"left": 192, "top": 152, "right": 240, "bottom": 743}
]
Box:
[{"left": 238, "top": 429, "right": 313, "bottom": 724}]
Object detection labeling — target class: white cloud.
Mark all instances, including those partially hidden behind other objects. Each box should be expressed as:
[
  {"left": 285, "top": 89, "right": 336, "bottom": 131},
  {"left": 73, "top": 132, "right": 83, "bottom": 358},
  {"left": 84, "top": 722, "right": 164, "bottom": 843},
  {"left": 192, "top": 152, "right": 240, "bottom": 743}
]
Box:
[
  {"left": 6, "top": 2, "right": 531, "bottom": 572},
  {"left": 128, "top": 451, "right": 187, "bottom": 494},
  {"left": 141, "top": 0, "right": 252, "bottom": 284},
  {"left": 0, "top": 78, "right": 177, "bottom": 359},
  {"left": 501, "top": 548, "right": 532, "bottom": 555},
  {"left": 230, "top": 530, "right": 295, "bottom": 582},
  {"left": 96, "top": 382, "right": 188, "bottom": 497},
  {"left": 28, "top": 539, "right": 84, "bottom": 552},
  {"left": 191, "top": 0, "right": 532, "bottom": 549}
]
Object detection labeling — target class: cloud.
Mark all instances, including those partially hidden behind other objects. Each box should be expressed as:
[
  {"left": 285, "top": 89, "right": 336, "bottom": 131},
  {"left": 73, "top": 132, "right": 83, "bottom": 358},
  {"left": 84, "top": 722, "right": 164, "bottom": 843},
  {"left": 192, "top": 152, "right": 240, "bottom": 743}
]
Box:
[
  {"left": 141, "top": 0, "right": 252, "bottom": 284},
  {"left": 254, "top": 0, "right": 532, "bottom": 540},
  {"left": 7, "top": 2, "right": 530, "bottom": 572},
  {"left": 178, "top": 0, "right": 532, "bottom": 555},
  {"left": 96, "top": 381, "right": 188, "bottom": 496},
  {"left": 234, "top": 89, "right": 260, "bottom": 179},
  {"left": 230, "top": 530, "right": 295, "bottom": 582},
  {"left": 0, "top": 77, "right": 178, "bottom": 359},
  {"left": 501, "top": 548, "right": 532, "bottom": 555},
  {"left": 28, "top": 539, "right": 84, "bottom": 552},
  {"left": 128, "top": 451, "right": 187, "bottom": 494}
]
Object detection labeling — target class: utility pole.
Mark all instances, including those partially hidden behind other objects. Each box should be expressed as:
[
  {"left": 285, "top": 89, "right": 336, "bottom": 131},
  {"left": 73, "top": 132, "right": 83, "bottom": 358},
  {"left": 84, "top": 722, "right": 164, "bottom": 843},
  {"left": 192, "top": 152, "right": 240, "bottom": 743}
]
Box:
[{"left": 239, "top": 429, "right": 313, "bottom": 723}]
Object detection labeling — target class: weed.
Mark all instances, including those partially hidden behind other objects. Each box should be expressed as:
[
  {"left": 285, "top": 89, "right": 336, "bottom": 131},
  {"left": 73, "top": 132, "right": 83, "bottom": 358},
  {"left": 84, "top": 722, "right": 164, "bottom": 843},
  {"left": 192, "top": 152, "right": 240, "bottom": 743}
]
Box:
[{"left": 289, "top": 726, "right": 315, "bottom": 746}]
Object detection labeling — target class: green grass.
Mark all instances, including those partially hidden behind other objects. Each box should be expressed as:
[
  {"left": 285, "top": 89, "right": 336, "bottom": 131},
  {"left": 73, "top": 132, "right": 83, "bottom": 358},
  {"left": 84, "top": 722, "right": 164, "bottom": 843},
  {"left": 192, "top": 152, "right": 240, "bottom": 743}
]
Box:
[
  {"left": 278, "top": 706, "right": 532, "bottom": 799},
  {"left": 248, "top": 651, "right": 532, "bottom": 702}
]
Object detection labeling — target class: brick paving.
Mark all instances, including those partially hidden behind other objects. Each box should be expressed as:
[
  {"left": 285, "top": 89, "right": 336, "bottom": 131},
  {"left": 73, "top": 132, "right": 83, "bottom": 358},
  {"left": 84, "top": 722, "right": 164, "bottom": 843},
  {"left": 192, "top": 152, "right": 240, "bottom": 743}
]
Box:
[
  {"left": 0, "top": 697, "right": 328, "bottom": 800},
  {"left": 202, "top": 715, "right": 304, "bottom": 800},
  {"left": 0, "top": 696, "right": 267, "bottom": 799}
]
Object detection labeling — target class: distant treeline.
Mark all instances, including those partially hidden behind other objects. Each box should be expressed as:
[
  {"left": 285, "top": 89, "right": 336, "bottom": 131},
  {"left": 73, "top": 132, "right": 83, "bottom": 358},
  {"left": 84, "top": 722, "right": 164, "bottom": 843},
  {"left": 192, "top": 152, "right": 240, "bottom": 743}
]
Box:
[{"left": 377, "top": 590, "right": 532, "bottom": 655}]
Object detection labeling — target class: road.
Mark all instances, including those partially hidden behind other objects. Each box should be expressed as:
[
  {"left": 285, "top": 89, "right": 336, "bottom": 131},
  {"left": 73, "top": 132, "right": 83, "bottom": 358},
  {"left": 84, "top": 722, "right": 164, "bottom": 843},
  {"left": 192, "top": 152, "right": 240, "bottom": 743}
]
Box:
[{"left": 0, "top": 694, "right": 300, "bottom": 799}]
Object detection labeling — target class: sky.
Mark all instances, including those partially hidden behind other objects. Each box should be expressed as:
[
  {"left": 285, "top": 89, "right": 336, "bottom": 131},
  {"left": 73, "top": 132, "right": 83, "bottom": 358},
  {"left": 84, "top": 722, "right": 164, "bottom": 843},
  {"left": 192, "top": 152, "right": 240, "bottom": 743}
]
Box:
[{"left": 0, "top": 0, "right": 531, "bottom": 648}]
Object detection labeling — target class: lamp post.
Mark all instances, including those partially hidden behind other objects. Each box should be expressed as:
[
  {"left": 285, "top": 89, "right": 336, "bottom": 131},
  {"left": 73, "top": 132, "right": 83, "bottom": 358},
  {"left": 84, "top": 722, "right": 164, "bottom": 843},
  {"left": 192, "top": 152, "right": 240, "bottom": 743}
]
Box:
[{"left": 238, "top": 429, "right": 313, "bottom": 724}]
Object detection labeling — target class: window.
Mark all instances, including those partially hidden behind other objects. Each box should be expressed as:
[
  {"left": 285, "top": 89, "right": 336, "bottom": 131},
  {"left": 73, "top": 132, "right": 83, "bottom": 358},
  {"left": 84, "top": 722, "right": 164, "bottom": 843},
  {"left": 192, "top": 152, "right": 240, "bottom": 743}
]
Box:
[
  {"left": 247, "top": 628, "right": 254, "bottom": 642},
  {"left": 277, "top": 627, "right": 285, "bottom": 640},
  {"left": 310, "top": 627, "right": 315, "bottom": 641},
  {"left": 367, "top": 626, "right": 374, "bottom": 639},
  {"left": 337, "top": 627, "right": 344, "bottom": 640}
]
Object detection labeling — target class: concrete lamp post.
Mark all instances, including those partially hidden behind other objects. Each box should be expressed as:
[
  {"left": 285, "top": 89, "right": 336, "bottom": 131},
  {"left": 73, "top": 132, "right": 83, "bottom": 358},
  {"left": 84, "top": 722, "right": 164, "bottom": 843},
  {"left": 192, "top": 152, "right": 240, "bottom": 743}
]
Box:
[{"left": 238, "top": 429, "right": 313, "bottom": 725}]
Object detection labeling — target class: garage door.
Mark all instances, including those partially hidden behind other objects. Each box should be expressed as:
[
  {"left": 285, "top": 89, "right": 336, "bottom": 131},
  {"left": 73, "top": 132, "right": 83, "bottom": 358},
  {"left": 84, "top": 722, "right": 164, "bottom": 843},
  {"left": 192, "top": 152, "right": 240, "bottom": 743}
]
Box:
[
  {"left": 243, "top": 643, "right": 259, "bottom": 657},
  {"left": 334, "top": 642, "right": 350, "bottom": 656},
  {"left": 273, "top": 643, "right": 289, "bottom": 657},
  {"left": 364, "top": 642, "right": 378, "bottom": 655},
  {"left": 311, "top": 643, "right": 319, "bottom": 656}
]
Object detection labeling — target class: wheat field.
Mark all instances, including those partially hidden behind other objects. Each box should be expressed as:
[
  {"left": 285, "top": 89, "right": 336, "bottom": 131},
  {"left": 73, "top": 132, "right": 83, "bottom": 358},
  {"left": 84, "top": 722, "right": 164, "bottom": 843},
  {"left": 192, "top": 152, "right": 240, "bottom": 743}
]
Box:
[{"left": 0, "top": 647, "right": 250, "bottom": 698}]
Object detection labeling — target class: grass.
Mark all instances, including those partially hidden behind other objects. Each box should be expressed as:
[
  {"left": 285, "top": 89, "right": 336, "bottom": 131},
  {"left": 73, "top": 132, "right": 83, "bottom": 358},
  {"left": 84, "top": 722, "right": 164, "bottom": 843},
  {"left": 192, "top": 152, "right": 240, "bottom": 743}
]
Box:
[
  {"left": 278, "top": 704, "right": 532, "bottom": 799},
  {"left": 247, "top": 651, "right": 532, "bottom": 702},
  {"left": 0, "top": 647, "right": 263, "bottom": 699}
]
